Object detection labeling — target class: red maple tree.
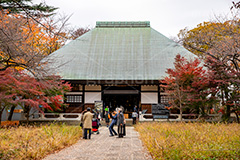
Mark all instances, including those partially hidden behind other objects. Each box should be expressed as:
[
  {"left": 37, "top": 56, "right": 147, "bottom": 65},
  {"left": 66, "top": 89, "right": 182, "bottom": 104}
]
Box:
[
  {"left": 0, "top": 68, "right": 71, "bottom": 124},
  {"left": 161, "top": 54, "right": 209, "bottom": 120},
  {"left": 205, "top": 56, "right": 240, "bottom": 121},
  {"left": 163, "top": 54, "right": 240, "bottom": 122}
]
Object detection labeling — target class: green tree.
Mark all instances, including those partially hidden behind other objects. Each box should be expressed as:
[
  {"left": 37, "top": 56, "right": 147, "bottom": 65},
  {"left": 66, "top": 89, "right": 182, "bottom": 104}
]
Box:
[{"left": 0, "top": 0, "right": 57, "bottom": 17}]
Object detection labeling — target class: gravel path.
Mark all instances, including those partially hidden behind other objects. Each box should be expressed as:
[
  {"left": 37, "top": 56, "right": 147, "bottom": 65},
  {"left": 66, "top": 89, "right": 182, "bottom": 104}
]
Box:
[{"left": 43, "top": 126, "right": 152, "bottom": 160}]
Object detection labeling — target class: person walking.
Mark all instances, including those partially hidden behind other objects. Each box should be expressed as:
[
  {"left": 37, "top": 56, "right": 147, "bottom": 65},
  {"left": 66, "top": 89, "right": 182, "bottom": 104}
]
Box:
[
  {"left": 134, "top": 105, "right": 138, "bottom": 113},
  {"left": 83, "top": 107, "right": 93, "bottom": 139},
  {"left": 117, "top": 108, "right": 125, "bottom": 138},
  {"left": 109, "top": 110, "right": 117, "bottom": 137},
  {"left": 80, "top": 109, "right": 87, "bottom": 139},
  {"left": 132, "top": 105, "right": 138, "bottom": 125}
]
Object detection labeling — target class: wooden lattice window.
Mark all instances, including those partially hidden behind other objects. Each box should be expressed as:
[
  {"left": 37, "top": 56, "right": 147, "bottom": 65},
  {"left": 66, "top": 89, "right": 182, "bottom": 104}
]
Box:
[{"left": 66, "top": 95, "right": 82, "bottom": 103}]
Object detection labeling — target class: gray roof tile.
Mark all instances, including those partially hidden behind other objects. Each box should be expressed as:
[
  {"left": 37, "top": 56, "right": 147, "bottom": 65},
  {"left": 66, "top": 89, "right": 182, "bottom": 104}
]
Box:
[{"left": 44, "top": 21, "right": 195, "bottom": 80}]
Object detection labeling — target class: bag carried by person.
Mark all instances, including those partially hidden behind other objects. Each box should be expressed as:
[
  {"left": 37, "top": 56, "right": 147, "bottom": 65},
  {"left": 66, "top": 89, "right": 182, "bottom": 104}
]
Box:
[
  {"left": 123, "top": 124, "right": 126, "bottom": 136},
  {"left": 132, "top": 112, "right": 138, "bottom": 118}
]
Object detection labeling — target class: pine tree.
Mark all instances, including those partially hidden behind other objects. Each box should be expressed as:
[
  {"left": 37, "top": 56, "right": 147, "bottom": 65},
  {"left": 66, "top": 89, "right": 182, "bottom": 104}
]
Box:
[{"left": 0, "top": 0, "right": 57, "bottom": 17}]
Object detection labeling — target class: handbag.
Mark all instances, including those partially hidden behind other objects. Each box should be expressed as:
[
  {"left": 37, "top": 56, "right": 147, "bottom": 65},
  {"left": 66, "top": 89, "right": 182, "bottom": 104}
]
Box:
[{"left": 80, "top": 122, "right": 83, "bottom": 128}]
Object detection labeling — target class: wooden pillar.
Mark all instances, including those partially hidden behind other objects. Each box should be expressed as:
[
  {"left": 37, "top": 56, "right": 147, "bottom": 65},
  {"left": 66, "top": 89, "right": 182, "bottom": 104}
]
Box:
[
  {"left": 139, "top": 85, "right": 142, "bottom": 111},
  {"left": 158, "top": 84, "right": 161, "bottom": 104},
  {"left": 82, "top": 84, "right": 85, "bottom": 110}
]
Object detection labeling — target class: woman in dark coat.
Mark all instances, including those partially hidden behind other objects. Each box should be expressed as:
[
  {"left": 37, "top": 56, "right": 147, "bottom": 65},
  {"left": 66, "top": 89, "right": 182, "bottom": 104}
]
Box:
[{"left": 117, "top": 108, "right": 125, "bottom": 138}]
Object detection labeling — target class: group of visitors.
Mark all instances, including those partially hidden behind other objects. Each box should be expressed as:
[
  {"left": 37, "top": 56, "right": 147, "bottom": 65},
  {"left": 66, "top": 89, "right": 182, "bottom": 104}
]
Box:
[{"left": 81, "top": 105, "right": 139, "bottom": 139}]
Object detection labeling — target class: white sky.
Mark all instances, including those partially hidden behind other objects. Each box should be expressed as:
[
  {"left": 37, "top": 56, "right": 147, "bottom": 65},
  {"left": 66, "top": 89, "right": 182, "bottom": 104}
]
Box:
[{"left": 35, "top": 0, "right": 236, "bottom": 38}]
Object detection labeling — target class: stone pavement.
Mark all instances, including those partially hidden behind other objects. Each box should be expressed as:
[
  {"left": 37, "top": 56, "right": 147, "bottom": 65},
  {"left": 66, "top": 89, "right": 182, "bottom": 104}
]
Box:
[{"left": 43, "top": 126, "right": 152, "bottom": 160}]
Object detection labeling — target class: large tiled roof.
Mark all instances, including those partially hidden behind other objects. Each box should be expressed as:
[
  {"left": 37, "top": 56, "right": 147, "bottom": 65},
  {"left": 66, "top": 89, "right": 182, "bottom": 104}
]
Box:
[{"left": 44, "top": 21, "right": 195, "bottom": 80}]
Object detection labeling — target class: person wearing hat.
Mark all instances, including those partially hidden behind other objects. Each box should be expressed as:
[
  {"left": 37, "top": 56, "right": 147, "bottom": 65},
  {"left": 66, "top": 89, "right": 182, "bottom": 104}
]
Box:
[{"left": 83, "top": 107, "right": 93, "bottom": 139}]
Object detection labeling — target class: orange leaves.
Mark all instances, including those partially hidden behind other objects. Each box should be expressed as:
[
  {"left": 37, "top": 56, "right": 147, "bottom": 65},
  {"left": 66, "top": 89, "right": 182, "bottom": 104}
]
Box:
[
  {"left": 178, "top": 17, "right": 240, "bottom": 60},
  {"left": 0, "top": 10, "right": 67, "bottom": 71}
]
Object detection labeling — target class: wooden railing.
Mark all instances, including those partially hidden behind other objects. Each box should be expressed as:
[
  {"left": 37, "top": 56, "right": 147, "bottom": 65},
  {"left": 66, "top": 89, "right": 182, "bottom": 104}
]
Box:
[
  {"left": 20, "top": 112, "right": 222, "bottom": 122},
  {"left": 139, "top": 112, "right": 222, "bottom": 122},
  {"left": 21, "top": 113, "right": 82, "bottom": 121}
]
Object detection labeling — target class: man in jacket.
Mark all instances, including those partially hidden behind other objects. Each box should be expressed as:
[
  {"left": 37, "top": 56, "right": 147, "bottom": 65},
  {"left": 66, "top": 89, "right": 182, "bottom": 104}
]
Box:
[
  {"left": 83, "top": 107, "right": 93, "bottom": 139},
  {"left": 109, "top": 110, "right": 118, "bottom": 137}
]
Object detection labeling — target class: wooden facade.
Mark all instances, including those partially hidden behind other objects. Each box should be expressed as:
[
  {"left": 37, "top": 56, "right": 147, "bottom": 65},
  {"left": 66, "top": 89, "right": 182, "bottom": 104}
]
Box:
[{"left": 64, "top": 80, "right": 173, "bottom": 114}]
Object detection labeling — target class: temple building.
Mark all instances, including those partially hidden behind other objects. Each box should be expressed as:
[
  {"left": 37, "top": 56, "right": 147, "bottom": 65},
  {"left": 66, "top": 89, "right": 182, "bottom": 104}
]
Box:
[{"left": 45, "top": 21, "right": 194, "bottom": 115}]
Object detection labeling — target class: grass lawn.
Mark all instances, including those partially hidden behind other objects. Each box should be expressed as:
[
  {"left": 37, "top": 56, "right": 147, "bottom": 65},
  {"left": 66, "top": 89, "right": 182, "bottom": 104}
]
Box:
[
  {"left": 135, "top": 122, "right": 240, "bottom": 159},
  {"left": 0, "top": 123, "right": 82, "bottom": 160}
]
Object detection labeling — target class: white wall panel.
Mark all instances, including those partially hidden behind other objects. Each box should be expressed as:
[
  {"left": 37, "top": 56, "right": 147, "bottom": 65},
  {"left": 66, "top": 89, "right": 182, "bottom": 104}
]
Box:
[
  {"left": 141, "top": 92, "right": 158, "bottom": 104},
  {"left": 84, "top": 92, "right": 101, "bottom": 103}
]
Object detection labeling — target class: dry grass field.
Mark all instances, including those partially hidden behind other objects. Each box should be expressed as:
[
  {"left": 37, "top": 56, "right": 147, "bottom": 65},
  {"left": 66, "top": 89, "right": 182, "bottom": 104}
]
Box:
[
  {"left": 0, "top": 123, "right": 82, "bottom": 160},
  {"left": 135, "top": 122, "right": 240, "bottom": 159}
]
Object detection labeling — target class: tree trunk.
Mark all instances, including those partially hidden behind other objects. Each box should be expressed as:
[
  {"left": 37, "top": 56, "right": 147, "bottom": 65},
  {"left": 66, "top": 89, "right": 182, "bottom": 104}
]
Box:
[
  {"left": 0, "top": 110, "right": 2, "bottom": 126},
  {"left": 0, "top": 107, "right": 5, "bottom": 127},
  {"left": 226, "top": 105, "right": 231, "bottom": 120},
  {"left": 7, "top": 105, "right": 16, "bottom": 121},
  {"left": 232, "top": 110, "right": 239, "bottom": 123},
  {"left": 24, "top": 106, "right": 30, "bottom": 125},
  {"left": 179, "top": 104, "right": 183, "bottom": 122},
  {"left": 26, "top": 109, "right": 30, "bottom": 124}
]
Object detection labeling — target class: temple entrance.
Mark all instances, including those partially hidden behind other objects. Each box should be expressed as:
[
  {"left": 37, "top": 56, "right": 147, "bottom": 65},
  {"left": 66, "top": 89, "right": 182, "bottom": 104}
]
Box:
[
  {"left": 102, "top": 85, "right": 140, "bottom": 114},
  {"left": 103, "top": 94, "right": 139, "bottom": 112}
]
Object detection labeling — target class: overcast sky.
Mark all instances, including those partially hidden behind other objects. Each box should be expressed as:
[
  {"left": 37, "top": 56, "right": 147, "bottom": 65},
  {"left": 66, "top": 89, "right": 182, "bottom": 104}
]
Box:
[{"left": 35, "top": 0, "right": 236, "bottom": 38}]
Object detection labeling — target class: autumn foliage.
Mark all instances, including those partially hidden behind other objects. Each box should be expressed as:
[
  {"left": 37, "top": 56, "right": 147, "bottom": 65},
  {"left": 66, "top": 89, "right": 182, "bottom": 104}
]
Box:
[
  {"left": 0, "top": 10, "right": 67, "bottom": 72},
  {"left": 163, "top": 54, "right": 240, "bottom": 122},
  {"left": 205, "top": 57, "right": 240, "bottom": 119},
  {"left": 0, "top": 68, "right": 71, "bottom": 123},
  {"left": 176, "top": 7, "right": 240, "bottom": 121},
  {"left": 161, "top": 55, "right": 210, "bottom": 120},
  {"left": 0, "top": 6, "right": 72, "bottom": 124}
]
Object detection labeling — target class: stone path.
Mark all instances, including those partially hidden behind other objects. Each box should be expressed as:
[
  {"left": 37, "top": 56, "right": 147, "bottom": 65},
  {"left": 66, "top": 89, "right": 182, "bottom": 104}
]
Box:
[{"left": 43, "top": 126, "right": 152, "bottom": 160}]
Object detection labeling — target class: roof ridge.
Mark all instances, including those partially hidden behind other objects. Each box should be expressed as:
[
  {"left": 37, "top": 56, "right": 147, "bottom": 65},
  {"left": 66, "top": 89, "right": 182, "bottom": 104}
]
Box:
[{"left": 96, "top": 21, "right": 150, "bottom": 28}]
